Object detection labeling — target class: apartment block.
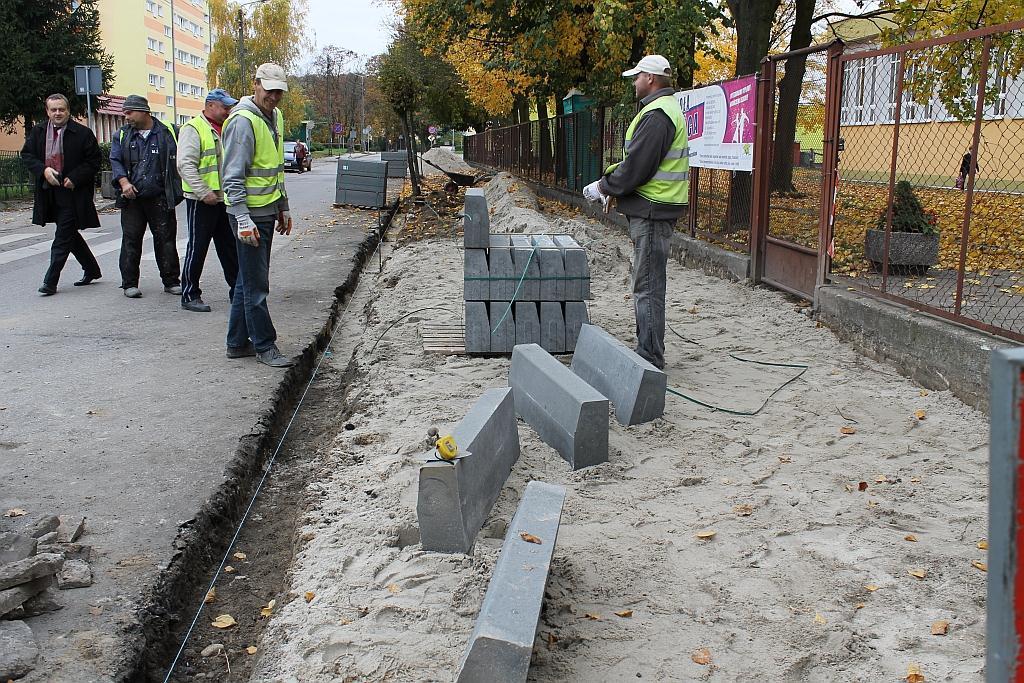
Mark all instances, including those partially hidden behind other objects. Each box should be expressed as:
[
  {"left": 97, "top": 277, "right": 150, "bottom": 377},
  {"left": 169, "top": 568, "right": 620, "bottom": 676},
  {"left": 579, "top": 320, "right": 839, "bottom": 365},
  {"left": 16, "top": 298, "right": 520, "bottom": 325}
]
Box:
[{"left": 97, "top": 0, "right": 212, "bottom": 135}]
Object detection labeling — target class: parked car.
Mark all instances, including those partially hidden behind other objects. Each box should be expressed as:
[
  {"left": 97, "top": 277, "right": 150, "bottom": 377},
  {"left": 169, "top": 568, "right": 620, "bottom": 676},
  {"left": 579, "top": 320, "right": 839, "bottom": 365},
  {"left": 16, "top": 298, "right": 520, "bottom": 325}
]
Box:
[{"left": 284, "top": 141, "right": 312, "bottom": 173}]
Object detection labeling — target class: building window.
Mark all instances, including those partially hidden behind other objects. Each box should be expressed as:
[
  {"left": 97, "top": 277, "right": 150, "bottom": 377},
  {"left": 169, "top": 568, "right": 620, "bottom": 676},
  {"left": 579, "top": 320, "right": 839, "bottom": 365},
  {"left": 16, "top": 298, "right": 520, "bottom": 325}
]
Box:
[
  {"left": 164, "top": 60, "right": 172, "bottom": 71},
  {"left": 158, "top": 41, "right": 165, "bottom": 53},
  {"left": 147, "top": 37, "right": 157, "bottom": 51},
  {"left": 146, "top": 0, "right": 156, "bottom": 13},
  {"left": 148, "top": 73, "right": 159, "bottom": 87},
  {"left": 178, "top": 81, "right": 190, "bottom": 95},
  {"left": 160, "top": 76, "right": 166, "bottom": 88},
  {"left": 165, "top": 26, "right": 172, "bottom": 37},
  {"left": 179, "top": 114, "right": 191, "bottom": 126},
  {"left": 156, "top": 4, "right": 163, "bottom": 17},
  {"left": 166, "top": 95, "right": 174, "bottom": 106}
]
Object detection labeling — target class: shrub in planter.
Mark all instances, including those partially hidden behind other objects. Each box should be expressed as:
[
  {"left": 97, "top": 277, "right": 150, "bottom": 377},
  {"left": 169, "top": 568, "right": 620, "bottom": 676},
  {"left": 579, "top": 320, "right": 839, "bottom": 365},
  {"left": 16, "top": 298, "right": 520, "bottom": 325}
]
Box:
[{"left": 865, "top": 180, "right": 940, "bottom": 275}]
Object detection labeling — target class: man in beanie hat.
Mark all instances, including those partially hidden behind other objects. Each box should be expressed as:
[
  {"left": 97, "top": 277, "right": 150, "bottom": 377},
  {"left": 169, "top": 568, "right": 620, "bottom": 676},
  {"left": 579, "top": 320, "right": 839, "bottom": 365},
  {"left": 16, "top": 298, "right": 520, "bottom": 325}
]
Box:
[
  {"left": 220, "top": 63, "right": 293, "bottom": 368},
  {"left": 177, "top": 88, "right": 240, "bottom": 312},
  {"left": 109, "top": 94, "right": 184, "bottom": 298},
  {"left": 582, "top": 55, "right": 689, "bottom": 370}
]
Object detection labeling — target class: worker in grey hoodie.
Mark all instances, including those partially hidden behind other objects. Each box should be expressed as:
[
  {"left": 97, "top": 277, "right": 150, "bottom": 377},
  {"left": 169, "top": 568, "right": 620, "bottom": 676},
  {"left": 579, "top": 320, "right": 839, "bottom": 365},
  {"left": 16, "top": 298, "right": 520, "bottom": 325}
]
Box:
[{"left": 220, "top": 63, "right": 293, "bottom": 369}]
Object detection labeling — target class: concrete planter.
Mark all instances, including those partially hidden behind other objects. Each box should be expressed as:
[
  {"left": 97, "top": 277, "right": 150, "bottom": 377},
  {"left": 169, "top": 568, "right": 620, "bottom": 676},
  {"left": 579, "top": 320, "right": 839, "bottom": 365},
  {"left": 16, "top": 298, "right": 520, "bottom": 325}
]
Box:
[
  {"left": 865, "top": 228, "right": 939, "bottom": 275},
  {"left": 99, "top": 170, "right": 116, "bottom": 200}
]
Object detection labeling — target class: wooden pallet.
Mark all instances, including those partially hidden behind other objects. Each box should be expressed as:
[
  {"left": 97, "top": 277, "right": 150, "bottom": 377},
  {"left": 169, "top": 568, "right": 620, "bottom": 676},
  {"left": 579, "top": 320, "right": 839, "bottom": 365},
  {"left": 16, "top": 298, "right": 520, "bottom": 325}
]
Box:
[{"left": 420, "top": 321, "right": 466, "bottom": 355}]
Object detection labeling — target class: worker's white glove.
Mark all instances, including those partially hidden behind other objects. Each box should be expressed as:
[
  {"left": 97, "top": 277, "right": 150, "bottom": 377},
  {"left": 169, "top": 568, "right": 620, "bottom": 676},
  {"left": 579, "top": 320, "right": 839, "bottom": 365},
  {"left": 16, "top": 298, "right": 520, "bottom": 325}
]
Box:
[
  {"left": 235, "top": 213, "right": 259, "bottom": 247},
  {"left": 582, "top": 180, "right": 605, "bottom": 203}
]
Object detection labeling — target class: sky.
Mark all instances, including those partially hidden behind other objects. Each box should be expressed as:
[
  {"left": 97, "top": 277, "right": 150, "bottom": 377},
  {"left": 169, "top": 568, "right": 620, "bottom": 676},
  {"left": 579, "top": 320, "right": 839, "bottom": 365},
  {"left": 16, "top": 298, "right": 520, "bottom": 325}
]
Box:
[{"left": 302, "top": 0, "right": 398, "bottom": 66}]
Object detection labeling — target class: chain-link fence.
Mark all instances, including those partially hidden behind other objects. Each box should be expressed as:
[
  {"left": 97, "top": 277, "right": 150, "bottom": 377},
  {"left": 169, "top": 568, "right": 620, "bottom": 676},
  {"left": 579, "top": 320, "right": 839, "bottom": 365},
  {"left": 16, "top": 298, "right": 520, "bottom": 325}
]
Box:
[
  {"left": 0, "top": 151, "right": 31, "bottom": 201},
  {"left": 832, "top": 21, "right": 1024, "bottom": 342}
]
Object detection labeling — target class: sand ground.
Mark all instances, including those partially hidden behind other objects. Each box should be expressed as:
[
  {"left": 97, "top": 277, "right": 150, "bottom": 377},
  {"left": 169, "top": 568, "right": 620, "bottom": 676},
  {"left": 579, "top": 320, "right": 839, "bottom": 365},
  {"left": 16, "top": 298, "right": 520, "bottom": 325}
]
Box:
[{"left": 248, "top": 172, "right": 988, "bottom": 683}]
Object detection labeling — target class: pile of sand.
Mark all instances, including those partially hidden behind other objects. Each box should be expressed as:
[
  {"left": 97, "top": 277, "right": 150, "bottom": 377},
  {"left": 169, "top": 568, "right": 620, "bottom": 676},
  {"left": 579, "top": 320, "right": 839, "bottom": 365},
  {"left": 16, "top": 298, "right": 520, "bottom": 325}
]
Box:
[
  {"left": 251, "top": 176, "right": 988, "bottom": 682},
  {"left": 420, "top": 147, "right": 477, "bottom": 177}
]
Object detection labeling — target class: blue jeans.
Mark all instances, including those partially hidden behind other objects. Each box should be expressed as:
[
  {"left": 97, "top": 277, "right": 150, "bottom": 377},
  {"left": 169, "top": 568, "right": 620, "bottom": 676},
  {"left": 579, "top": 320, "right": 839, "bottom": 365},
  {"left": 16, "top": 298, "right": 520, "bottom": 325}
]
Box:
[
  {"left": 226, "top": 218, "right": 277, "bottom": 352},
  {"left": 628, "top": 215, "right": 673, "bottom": 369}
]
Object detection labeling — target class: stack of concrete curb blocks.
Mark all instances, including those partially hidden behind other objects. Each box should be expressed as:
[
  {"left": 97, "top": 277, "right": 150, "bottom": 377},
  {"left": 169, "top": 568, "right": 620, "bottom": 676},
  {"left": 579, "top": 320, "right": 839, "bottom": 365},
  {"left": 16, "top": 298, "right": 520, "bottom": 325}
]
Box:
[
  {"left": 509, "top": 344, "right": 609, "bottom": 470},
  {"left": 380, "top": 151, "right": 409, "bottom": 178},
  {"left": 570, "top": 324, "right": 667, "bottom": 426},
  {"left": 456, "top": 480, "right": 566, "bottom": 683},
  {"left": 335, "top": 159, "right": 388, "bottom": 208},
  {"left": 462, "top": 188, "right": 592, "bottom": 356},
  {"left": 417, "top": 388, "right": 521, "bottom": 553}
]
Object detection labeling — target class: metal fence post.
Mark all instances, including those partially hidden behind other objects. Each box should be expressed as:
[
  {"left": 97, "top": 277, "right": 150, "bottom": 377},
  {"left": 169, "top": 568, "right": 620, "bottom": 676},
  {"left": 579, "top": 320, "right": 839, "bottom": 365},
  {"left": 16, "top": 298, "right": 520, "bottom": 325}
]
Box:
[
  {"left": 750, "top": 58, "right": 776, "bottom": 284},
  {"left": 988, "top": 348, "right": 1024, "bottom": 682},
  {"left": 816, "top": 40, "right": 844, "bottom": 297},
  {"left": 955, "top": 36, "right": 991, "bottom": 317}
]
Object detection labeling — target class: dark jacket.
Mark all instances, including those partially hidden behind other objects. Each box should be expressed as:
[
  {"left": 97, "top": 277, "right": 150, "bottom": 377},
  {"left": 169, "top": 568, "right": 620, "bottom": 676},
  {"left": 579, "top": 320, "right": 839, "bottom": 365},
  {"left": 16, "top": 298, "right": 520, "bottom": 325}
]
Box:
[
  {"left": 110, "top": 119, "right": 184, "bottom": 208},
  {"left": 598, "top": 87, "right": 686, "bottom": 221},
  {"left": 21, "top": 118, "right": 101, "bottom": 229}
]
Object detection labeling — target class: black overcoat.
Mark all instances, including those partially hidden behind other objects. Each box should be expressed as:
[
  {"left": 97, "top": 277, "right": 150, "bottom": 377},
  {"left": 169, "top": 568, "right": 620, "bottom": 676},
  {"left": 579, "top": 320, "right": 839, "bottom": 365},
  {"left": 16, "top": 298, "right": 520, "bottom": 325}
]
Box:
[{"left": 21, "top": 119, "right": 102, "bottom": 229}]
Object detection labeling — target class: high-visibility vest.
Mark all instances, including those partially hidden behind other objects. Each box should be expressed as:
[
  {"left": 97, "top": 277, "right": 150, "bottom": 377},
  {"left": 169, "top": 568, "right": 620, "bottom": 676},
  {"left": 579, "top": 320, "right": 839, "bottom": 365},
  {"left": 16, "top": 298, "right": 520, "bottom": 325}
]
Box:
[
  {"left": 181, "top": 115, "right": 221, "bottom": 193},
  {"left": 223, "top": 107, "right": 285, "bottom": 209},
  {"left": 605, "top": 95, "right": 689, "bottom": 206}
]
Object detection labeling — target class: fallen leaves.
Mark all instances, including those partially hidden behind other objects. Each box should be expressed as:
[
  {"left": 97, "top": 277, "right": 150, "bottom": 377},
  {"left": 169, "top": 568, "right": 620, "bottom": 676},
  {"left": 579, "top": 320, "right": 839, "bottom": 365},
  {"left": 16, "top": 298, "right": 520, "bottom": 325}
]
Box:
[
  {"left": 919, "top": 390, "right": 930, "bottom": 397},
  {"left": 904, "top": 534, "right": 918, "bottom": 542},
  {"left": 386, "top": 583, "right": 401, "bottom": 594},
  {"left": 304, "top": 591, "right": 316, "bottom": 603},
  {"left": 224, "top": 565, "right": 236, "bottom": 574},
  {"left": 908, "top": 568, "right": 927, "bottom": 579},
  {"left": 914, "top": 409, "right": 927, "bottom": 420},
  {"left": 691, "top": 648, "right": 712, "bottom": 665},
  {"left": 858, "top": 481, "right": 869, "bottom": 492},
  {"left": 931, "top": 620, "right": 949, "bottom": 635},
  {"left": 233, "top": 551, "right": 247, "bottom": 561},
  {"left": 972, "top": 560, "right": 988, "bottom": 572},
  {"left": 614, "top": 610, "right": 633, "bottom": 618},
  {"left": 695, "top": 530, "right": 717, "bottom": 540},
  {"left": 211, "top": 614, "right": 237, "bottom": 629},
  {"left": 260, "top": 599, "right": 276, "bottom": 618},
  {"left": 732, "top": 504, "right": 754, "bottom": 516},
  {"left": 583, "top": 613, "right": 602, "bottom": 621},
  {"left": 204, "top": 588, "right": 216, "bottom": 604},
  {"left": 778, "top": 455, "right": 792, "bottom": 463},
  {"left": 813, "top": 612, "right": 827, "bottom": 625},
  {"left": 519, "top": 532, "right": 542, "bottom": 545},
  {"left": 978, "top": 539, "right": 989, "bottom": 550},
  {"left": 4, "top": 508, "right": 27, "bottom": 517},
  {"left": 906, "top": 662, "right": 926, "bottom": 682},
  {"left": 865, "top": 584, "right": 880, "bottom": 592},
  {"left": 246, "top": 646, "right": 258, "bottom": 655},
  {"left": 840, "top": 426, "right": 857, "bottom": 435}
]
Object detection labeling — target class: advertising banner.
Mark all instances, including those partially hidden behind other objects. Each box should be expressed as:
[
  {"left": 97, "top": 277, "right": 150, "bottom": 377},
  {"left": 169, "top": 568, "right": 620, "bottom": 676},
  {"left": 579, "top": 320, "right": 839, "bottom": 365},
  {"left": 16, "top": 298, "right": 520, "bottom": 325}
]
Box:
[{"left": 677, "top": 75, "right": 756, "bottom": 172}]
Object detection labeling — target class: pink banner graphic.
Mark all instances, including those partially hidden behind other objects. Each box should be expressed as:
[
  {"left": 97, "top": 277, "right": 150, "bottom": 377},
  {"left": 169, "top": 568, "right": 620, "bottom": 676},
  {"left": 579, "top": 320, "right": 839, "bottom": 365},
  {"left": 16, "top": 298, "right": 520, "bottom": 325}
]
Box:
[{"left": 676, "top": 74, "right": 757, "bottom": 172}]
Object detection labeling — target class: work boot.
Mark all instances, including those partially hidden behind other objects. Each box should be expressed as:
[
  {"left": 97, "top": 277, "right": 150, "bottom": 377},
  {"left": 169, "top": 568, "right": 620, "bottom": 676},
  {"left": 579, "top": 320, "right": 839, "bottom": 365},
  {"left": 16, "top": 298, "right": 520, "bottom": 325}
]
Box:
[
  {"left": 124, "top": 287, "right": 142, "bottom": 298},
  {"left": 74, "top": 274, "right": 100, "bottom": 286},
  {"left": 38, "top": 285, "right": 56, "bottom": 296},
  {"left": 256, "top": 345, "right": 294, "bottom": 368},
  {"left": 164, "top": 284, "right": 183, "bottom": 295},
  {"left": 182, "top": 298, "right": 212, "bottom": 313}
]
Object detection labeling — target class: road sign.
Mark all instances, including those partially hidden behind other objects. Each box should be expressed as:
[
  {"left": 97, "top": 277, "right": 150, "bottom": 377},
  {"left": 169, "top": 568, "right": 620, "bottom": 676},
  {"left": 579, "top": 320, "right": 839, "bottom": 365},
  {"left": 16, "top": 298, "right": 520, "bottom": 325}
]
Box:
[
  {"left": 428, "top": 125, "right": 438, "bottom": 135},
  {"left": 74, "top": 65, "right": 102, "bottom": 96},
  {"left": 363, "top": 126, "right": 372, "bottom": 135},
  {"left": 332, "top": 123, "right": 343, "bottom": 135}
]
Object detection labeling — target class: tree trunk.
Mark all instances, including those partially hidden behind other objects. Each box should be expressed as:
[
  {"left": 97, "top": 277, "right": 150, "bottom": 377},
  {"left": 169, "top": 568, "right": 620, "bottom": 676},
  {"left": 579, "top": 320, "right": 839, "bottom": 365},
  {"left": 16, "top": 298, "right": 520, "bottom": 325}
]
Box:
[
  {"left": 537, "top": 93, "right": 552, "bottom": 181},
  {"left": 725, "top": 0, "right": 782, "bottom": 229},
  {"left": 403, "top": 110, "right": 420, "bottom": 197},
  {"left": 514, "top": 96, "right": 530, "bottom": 171},
  {"left": 769, "top": 0, "right": 815, "bottom": 194}
]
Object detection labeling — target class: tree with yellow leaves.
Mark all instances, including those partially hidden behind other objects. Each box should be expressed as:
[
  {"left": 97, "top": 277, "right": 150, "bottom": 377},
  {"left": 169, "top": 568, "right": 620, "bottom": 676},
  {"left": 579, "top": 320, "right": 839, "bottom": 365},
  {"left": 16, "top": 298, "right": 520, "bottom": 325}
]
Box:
[{"left": 206, "top": 0, "right": 309, "bottom": 136}]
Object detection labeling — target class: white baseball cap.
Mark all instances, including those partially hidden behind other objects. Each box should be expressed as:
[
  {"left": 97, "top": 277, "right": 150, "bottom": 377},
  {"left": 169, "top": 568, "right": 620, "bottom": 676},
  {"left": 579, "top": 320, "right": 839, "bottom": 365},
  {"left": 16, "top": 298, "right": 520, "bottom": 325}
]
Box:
[
  {"left": 622, "top": 55, "right": 673, "bottom": 78},
  {"left": 255, "top": 63, "right": 289, "bottom": 91}
]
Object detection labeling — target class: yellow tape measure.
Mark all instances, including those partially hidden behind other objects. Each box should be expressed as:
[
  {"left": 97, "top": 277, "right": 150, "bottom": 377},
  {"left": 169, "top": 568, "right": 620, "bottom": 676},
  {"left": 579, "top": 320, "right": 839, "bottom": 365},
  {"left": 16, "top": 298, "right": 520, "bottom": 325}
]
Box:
[{"left": 436, "top": 435, "right": 458, "bottom": 461}]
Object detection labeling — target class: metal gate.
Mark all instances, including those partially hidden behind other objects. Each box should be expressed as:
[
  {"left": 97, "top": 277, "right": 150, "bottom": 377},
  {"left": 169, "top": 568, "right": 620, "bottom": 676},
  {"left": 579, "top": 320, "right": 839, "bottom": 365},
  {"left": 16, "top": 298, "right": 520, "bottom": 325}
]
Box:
[{"left": 751, "top": 42, "right": 843, "bottom": 300}]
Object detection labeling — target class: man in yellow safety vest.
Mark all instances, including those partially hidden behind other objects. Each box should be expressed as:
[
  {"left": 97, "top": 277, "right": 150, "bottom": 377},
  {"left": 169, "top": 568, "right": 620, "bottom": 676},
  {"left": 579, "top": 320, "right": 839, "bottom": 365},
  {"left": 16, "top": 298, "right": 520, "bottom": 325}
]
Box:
[
  {"left": 583, "top": 54, "right": 689, "bottom": 370},
  {"left": 177, "top": 88, "right": 239, "bottom": 313},
  {"left": 221, "top": 63, "right": 294, "bottom": 368}
]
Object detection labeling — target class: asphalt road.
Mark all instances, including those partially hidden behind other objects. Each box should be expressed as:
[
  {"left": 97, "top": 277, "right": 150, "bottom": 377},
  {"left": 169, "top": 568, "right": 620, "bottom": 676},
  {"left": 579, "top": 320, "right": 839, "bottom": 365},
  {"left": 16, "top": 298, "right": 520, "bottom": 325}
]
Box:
[{"left": 0, "top": 160, "right": 381, "bottom": 682}]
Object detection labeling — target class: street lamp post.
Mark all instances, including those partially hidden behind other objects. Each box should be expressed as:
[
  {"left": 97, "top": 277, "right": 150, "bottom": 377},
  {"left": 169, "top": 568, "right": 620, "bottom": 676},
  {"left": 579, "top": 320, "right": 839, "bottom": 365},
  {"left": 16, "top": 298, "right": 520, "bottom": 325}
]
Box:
[{"left": 236, "top": 0, "right": 269, "bottom": 86}]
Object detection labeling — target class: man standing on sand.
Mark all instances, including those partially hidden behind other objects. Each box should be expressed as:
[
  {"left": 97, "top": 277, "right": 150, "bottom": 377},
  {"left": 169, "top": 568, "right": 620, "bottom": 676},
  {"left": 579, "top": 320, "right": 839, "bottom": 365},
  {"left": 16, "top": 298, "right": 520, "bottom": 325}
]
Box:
[
  {"left": 177, "top": 88, "right": 240, "bottom": 312},
  {"left": 221, "top": 63, "right": 294, "bottom": 368},
  {"left": 583, "top": 55, "right": 689, "bottom": 370},
  {"left": 21, "top": 93, "right": 102, "bottom": 296}
]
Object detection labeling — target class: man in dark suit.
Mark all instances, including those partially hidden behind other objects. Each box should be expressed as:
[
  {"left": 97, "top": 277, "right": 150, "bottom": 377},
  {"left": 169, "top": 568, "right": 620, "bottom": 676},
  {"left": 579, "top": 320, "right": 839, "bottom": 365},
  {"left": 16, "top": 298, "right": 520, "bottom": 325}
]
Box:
[{"left": 21, "top": 93, "right": 102, "bottom": 296}]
